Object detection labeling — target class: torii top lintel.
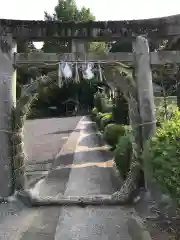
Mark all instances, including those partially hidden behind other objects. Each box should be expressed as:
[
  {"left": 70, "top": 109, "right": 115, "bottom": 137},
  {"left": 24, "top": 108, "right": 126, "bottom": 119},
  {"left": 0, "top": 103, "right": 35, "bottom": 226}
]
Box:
[{"left": 1, "top": 14, "right": 180, "bottom": 41}]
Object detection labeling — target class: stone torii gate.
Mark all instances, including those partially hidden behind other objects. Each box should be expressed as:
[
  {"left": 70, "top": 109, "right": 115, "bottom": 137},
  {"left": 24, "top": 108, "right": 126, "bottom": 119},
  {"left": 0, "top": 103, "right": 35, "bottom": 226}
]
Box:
[{"left": 0, "top": 15, "right": 180, "bottom": 201}]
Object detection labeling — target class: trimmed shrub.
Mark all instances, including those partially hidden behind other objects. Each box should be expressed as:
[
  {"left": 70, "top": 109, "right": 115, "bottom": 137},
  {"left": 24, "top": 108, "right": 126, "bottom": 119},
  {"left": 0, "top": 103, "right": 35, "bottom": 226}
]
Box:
[
  {"left": 124, "top": 125, "right": 132, "bottom": 134},
  {"left": 103, "top": 123, "right": 126, "bottom": 148},
  {"left": 112, "top": 94, "right": 129, "bottom": 125},
  {"left": 146, "top": 107, "right": 180, "bottom": 205},
  {"left": 114, "top": 134, "right": 132, "bottom": 179},
  {"left": 94, "top": 92, "right": 105, "bottom": 112},
  {"left": 91, "top": 107, "right": 98, "bottom": 120},
  {"left": 94, "top": 91, "right": 113, "bottom": 113},
  {"left": 100, "top": 113, "right": 113, "bottom": 131},
  {"left": 95, "top": 112, "right": 105, "bottom": 129},
  {"left": 102, "top": 101, "right": 113, "bottom": 113}
]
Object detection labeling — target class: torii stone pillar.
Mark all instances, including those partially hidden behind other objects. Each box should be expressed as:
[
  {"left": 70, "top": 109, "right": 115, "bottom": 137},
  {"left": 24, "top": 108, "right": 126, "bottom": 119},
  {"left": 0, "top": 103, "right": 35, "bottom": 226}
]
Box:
[
  {"left": 176, "top": 70, "right": 180, "bottom": 109},
  {"left": 71, "top": 39, "right": 88, "bottom": 60},
  {"left": 12, "top": 41, "right": 17, "bottom": 106},
  {"left": 71, "top": 39, "right": 88, "bottom": 111},
  {"left": 0, "top": 35, "right": 16, "bottom": 197},
  {"left": 133, "top": 36, "right": 156, "bottom": 191},
  {"left": 177, "top": 82, "right": 180, "bottom": 109}
]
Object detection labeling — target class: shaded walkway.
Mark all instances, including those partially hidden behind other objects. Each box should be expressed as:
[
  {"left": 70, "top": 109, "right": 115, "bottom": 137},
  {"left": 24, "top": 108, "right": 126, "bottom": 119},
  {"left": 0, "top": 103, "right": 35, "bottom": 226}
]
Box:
[
  {"left": 0, "top": 116, "right": 134, "bottom": 239},
  {"left": 53, "top": 117, "right": 133, "bottom": 239},
  {"left": 24, "top": 116, "right": 81, "bottom": 186}
]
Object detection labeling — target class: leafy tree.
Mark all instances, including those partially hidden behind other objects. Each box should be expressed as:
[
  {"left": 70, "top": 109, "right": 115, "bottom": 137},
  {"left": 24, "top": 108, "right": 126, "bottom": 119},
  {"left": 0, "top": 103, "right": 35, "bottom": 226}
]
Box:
[
  {"left": 40, "top": 0, "right": 107, "bottom": 114},
  {"left": 110, "top": 39, "right": 163, "bottom": 53},
  {"left": 43, "top": 0, "right": 95, "bottom": 53},
  {"left": 17, "top": 41, "right": 38, "bottom": 98},
  {"left": 110, "top": 40, "right": 132, "bottom": 53},
  {"left": 18, "top": 0, "right": 108, "bottom": 116}
]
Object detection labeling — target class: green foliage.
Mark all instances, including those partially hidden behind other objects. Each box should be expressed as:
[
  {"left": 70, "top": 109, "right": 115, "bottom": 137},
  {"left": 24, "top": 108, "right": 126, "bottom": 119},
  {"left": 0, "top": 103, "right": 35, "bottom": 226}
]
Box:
[
  {"left": 103, "top": 100, "right": 113, "bottom": 113},
  {"left": 45, "top": 1, "right": 107, "bottom": 54},
  {"left": 147, "top": 107, "right": 180, "bottom": 205},
  {"left": 43, "top": 0, "right": 97, "bottom": 111},
  {"left": 43, "top": 0, "right": 95, "bottom": 53},
  {"left": 95, "top": 112, "right": 106, "bottom": 128},
  {"left": 110, "top": 39, "right": 162, "bottom": 53},
  {"left": 20, "top": 0, "right": 98, "bottom": 118},
  {"left": 94, "top": 91, "right": 113, "bottom": 114},
  {"left": 103, "top": 123, "right": 126, "bottom": 148},
  {"left": 17, "top": 42, "right": 40, "bottom": 97},
  {"left": 156, "top": 104, "right": 177, "bottom": 127},
  {"left": 94, "top": 92, "right": 105, "bottom": 112},
  {"left": 111, "top": 91, "right": 129, "bottom": 124},
  {"left": 88, "top": 42, "right": 108, "bottom": 54},
  {"left": 91, "top": 107, "right": 98, "bottom": 119},
  {"left": 154, "top": 96, "right": 177, "bottom": 107},
  {"left": 110, "top": 40, "right": 132, "bottom": 53},
  {"left": 114, "top": 134, "right": 132, "bottom": 179},
  {"left": 100, "top": 113, "right": 113, "bottom": 131}
]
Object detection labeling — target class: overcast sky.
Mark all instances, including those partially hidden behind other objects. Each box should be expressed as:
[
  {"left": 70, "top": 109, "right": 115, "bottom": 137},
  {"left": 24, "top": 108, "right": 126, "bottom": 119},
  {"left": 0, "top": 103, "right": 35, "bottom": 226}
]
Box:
[
  {"left": 0, "top": 0, "right": 180, "bottom": 21},
  {"left": 0, "top": 0, "right": 180, "bottom": 48}
]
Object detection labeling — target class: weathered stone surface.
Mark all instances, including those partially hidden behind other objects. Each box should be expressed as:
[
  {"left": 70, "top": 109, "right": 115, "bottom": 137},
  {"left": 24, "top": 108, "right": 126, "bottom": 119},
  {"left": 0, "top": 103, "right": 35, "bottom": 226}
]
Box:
[
  {"left": 0, "top": 35, "right": 16, "bottom": 197},
  {"left": 127, "top": 215, "right": 152, "bottom": 240},
  {"left": 1, "top": 14, "right": 180, "bottom": 40},
  {"left": 133, "top": 36, "right": 156, "bottom": 191},
  {"left": 15, "top": 51, "right": 180, "bottom": 66}
]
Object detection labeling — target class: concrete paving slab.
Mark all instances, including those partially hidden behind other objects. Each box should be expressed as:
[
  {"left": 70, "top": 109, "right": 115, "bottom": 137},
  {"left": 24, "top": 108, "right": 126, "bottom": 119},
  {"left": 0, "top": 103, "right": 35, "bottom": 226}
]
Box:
[
  {"left": 54, "top": 116, "right": 133, "bottom": 240},
  {"left": 0, "top": 116, "right": 83, "bottom": 240}
]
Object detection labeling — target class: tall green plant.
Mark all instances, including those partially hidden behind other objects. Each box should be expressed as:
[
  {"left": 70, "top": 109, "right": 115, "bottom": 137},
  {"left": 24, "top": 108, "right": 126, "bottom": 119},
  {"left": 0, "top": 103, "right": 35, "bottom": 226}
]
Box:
[
  {"left": 156, "top": 103, "right": 177, "bottom": 127},
  {"left": 114, "top": 134, "right": 132, "bottom": 179},
  {"left": 94, "top": 92, "right": 104, "bottom": 112},
  {"left": 146, "top": 107, "right": 180, "bottom": 205},
  {"left": 112, "top": 92, "right": 129, "bottom": 124}
]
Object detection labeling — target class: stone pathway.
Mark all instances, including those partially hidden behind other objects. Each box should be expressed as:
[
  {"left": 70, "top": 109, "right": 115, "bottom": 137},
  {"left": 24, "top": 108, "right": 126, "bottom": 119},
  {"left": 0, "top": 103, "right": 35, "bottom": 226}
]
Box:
[{"left": 0, "top": 116, "right": 135, "bottom": 240}]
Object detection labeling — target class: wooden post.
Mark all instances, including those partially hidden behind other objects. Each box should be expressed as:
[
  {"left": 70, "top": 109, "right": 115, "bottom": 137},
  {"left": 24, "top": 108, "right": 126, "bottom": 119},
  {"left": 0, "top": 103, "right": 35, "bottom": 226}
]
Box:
[
  {"left": 133, "top": 36, "right": 156, "bottom": 190},
  {"left": 0, "top": 35, "right": 16, "bottom": 197}
]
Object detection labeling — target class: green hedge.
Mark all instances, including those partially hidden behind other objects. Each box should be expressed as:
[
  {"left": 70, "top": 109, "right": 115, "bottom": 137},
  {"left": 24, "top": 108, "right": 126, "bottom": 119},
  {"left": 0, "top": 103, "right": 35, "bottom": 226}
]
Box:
[
  {"left": 103, "top": 123, "right": 126, "bottom": 148},
  {"left": 91, "top": 107, "right": 98, "bottom": 120},
  {"left": 95, "top": 112, "right": 106, "bottom": 128},
  {"left": 100, "top": 113, "right": 113, "bottom": 131},
  {"left": 94, "top": 92, "right": 104, "bottom": 112},
  {"left": 103, "top": 103, "right": 113, "bottom": 113},
  {"left": 112, "top": 96, "right": 129, "bottom": 124},
  {"left": 94, "top": 92, "right": 113, "bottom": 113},
  {"left": 146, "top": 107, "right": 180, "bottom": 205},
  {"left": 114, "top": 134, "right": 132, "bottom": 179}
]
